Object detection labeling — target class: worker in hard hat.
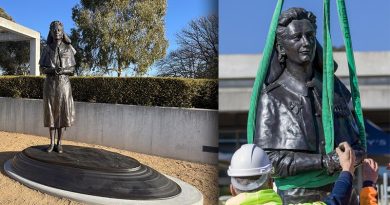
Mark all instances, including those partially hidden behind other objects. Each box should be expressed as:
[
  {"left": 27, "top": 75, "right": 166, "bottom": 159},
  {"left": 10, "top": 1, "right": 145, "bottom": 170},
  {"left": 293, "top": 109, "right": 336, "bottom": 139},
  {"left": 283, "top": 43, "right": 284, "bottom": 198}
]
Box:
[
  {"left": 226, "top": 143, "right": 282, "bottom": 204},
  {"left": 226, "top": 142, "right": 356, "bottom": 205}
]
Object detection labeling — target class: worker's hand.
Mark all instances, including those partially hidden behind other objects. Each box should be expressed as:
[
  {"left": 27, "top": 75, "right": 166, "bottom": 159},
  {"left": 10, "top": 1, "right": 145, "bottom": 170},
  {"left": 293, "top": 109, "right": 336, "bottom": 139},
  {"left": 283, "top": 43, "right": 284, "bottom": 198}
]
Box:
[
  {"left": 335, "top": 142, "right": 355, "bottom": 175},
  {"left": 362, "top": 158, "right": 378, "bottom": 183}
]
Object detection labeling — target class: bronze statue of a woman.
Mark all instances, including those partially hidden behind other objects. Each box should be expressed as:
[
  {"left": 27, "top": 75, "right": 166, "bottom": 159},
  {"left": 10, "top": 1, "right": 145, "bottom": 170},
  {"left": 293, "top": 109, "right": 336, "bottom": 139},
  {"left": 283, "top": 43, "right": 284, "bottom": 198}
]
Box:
[
  {"left": 254, "top": 8, "right": 364, "bottom": 204},
  {"left": 39, "top": 21, "right": 75, "bottom": 153}
]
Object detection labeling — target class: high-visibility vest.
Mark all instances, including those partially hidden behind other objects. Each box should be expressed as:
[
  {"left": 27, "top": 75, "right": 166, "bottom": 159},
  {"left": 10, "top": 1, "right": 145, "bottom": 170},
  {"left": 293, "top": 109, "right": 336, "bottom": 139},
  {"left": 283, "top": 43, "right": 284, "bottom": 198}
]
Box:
[
  {"left": 226, "top": 189, "right": 329, "bottom": 205},
  {"left": 226, "top": 189, "right": 282, "bottom": 205}
]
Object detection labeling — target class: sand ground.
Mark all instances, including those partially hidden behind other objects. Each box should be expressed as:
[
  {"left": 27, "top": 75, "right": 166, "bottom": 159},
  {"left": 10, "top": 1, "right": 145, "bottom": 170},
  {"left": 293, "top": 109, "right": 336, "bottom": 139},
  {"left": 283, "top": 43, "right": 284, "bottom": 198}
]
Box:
[{"left": 0, "top": 131, "right": 218, "bottom": 205}]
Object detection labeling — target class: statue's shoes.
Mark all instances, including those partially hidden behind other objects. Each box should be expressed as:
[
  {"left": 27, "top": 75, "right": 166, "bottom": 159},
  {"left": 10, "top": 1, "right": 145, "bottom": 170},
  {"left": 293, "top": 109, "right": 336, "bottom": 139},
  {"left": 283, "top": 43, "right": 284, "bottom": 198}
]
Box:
[
  {"left": 56, "top": 145, "right": 63, "bottom": 154},
  {"left": 46, "top": 144, "right": 54, "bottom": 153}
]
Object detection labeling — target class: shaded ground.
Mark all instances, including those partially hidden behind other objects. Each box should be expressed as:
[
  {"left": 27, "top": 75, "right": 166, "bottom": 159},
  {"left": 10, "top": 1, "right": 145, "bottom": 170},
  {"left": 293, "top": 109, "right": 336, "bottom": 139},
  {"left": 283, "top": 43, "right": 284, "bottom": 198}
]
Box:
[{"left": 0, "top": 131, "right": 218, "bottom": 205}]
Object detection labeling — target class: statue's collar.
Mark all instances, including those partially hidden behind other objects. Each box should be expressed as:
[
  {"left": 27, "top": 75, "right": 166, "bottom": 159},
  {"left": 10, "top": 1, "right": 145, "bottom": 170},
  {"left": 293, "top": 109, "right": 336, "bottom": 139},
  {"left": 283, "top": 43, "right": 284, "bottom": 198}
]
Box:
[
  {"left": 49, "top": 41, "right": 65, "bottom": 51},
  {"left": 276, "top": 69, "right": 321, "bottom": 97}
]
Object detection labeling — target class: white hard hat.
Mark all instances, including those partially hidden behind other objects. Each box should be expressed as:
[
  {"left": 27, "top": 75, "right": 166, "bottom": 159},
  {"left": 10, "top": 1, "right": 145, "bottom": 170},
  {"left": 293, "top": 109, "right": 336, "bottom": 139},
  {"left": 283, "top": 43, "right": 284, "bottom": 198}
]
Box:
[
  {"left": 228, "top": 144, "right": 272, "bottom": 177},
  {"left": 227, "top": 144, "right": 272, "bottom": 191}
]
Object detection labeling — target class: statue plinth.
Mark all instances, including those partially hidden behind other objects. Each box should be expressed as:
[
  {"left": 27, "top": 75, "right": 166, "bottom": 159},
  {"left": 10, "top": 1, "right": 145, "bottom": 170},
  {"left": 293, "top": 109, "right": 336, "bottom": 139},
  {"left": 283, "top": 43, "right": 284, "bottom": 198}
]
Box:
[{"left": 7, "top": 145, "right": 181, "bottom": 200}]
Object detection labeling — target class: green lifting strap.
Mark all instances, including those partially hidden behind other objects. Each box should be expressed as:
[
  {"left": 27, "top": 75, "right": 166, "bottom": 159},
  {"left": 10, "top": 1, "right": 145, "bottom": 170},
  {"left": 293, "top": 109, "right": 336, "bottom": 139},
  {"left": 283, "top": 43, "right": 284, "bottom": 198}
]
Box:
[
  {"left": 246, "top": 0, "right": 284, "bottom": 144},
  {"left": 322, "top": 0, "right": 335, "bottom": 154},
  {"left": 336, "top": 0, "right": 367, "bottom": 150}
]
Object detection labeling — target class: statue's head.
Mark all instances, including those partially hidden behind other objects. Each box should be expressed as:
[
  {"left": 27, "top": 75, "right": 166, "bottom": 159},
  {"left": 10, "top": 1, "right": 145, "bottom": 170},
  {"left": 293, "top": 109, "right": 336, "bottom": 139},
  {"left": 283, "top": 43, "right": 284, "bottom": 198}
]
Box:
[
  {"left": 265, "top": 8, "right": 328, "bottom": 84},
  {"left": 276, "top": 8, "right": 317, "bottom": 69},
  {"left": 50, "top": 21, "right": 64, "bottom": 41},
  {"left": 47, "top": 20, "right": 71, "bottom": 45}
]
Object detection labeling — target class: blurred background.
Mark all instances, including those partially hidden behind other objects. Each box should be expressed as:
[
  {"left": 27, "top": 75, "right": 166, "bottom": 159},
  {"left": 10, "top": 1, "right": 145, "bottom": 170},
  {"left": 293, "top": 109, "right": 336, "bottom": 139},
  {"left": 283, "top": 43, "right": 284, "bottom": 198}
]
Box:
[{"left": 218, "top": 0, "right": 390, "bottom": 204}]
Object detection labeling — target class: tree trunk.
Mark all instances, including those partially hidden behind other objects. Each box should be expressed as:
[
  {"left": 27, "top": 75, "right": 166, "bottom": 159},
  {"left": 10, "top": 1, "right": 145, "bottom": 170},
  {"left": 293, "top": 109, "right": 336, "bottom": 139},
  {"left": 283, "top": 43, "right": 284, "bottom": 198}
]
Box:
[{"left": 117, "top": 67, "right": 122, "bottom": 77}]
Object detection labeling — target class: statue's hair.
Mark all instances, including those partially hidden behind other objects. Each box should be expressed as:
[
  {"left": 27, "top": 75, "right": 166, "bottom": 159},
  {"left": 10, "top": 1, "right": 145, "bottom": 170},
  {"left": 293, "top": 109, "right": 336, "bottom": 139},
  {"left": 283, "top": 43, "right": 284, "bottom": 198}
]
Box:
[
  {"left": 276, "top": 7, "right": 317, "bottom": 43},
  {"left": 46, "top": 20, "right": 72, "bottom": 45}
]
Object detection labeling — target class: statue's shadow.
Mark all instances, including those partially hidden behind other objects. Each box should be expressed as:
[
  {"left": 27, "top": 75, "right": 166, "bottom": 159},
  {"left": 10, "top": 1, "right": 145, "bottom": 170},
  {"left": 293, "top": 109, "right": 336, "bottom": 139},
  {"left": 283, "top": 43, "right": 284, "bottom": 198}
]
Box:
[{"left": 0, "top": 151, "right": 17, "bottom": 176}]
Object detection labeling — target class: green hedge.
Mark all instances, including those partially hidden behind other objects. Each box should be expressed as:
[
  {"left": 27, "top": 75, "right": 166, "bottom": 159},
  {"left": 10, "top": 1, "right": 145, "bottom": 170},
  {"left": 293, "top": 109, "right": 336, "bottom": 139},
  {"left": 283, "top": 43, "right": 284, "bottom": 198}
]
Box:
[{"left": 0, "top": 76, "right": 217, "bottom": 109}]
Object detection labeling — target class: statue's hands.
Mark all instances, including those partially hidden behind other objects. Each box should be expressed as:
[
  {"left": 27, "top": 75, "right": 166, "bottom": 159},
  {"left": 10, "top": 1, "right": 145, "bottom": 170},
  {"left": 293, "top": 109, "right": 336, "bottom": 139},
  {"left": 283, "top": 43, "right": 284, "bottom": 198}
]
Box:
[
  {"left": 323, "top": 149, "right": 341, "bottom": 175},
  {"left": 55, "top": 66, "right": 64, "bottom": 75},
  {"left": 41, "top": 67, "right": 55, "bottom": 74}
]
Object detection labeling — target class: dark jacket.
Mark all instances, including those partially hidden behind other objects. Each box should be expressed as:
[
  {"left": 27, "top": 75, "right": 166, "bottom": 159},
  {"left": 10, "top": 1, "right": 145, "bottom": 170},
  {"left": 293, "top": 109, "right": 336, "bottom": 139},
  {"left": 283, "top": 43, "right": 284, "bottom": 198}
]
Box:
[{"left": 39, "top": 42, "right": 76, "bottom": 75}]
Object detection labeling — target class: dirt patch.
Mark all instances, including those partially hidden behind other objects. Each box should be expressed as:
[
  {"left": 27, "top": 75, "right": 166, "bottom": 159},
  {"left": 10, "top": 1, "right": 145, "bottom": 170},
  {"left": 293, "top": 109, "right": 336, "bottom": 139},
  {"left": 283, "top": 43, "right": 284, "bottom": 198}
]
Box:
[{"left": 0, "top": 131, "right": 218, "bottom": 205}]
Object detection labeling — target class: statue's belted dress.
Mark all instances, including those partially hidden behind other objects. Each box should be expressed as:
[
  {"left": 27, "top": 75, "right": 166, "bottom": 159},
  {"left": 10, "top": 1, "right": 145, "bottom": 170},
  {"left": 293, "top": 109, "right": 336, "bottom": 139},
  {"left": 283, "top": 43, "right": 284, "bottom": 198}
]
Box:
[{"left": 39, "top": 42, "right": 76, "bottom": 128}]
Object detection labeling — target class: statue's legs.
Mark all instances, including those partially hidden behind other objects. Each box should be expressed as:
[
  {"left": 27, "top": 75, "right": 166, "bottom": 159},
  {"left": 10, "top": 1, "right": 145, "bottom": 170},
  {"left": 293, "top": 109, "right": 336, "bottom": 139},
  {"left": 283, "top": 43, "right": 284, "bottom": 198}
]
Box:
[
  {"left": 56, "top": 128, "right": 64, "bottom": 153},
  {"left": 47, "top": 128, "right": 56, "bottom": 152}
]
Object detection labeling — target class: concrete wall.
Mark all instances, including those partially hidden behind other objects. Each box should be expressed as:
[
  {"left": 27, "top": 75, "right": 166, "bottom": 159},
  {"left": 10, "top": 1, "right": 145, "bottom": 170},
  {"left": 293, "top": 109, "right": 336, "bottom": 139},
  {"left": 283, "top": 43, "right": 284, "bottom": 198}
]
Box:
[
  {"left": 219, "top": 85, "right": 390, "bottom": 112},
  {"left": 219, "top": 53, "right": 390, "bottom": 112},
  {"left": 219, "top": 52, "right": 390, "bottom": 78},
  {"left": 0, "top": 97, "right": 218, "bottom": 164}
]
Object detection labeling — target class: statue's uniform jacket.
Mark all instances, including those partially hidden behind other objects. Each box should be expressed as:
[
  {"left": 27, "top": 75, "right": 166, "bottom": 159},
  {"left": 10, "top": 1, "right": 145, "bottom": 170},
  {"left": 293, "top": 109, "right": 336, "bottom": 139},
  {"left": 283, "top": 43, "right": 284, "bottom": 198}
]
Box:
[
  {"left": 254, "top": 70, "right": 365, "bottom": 177},
  {"left": 39, "top": 42, "right": 76, "bottom": 128}
]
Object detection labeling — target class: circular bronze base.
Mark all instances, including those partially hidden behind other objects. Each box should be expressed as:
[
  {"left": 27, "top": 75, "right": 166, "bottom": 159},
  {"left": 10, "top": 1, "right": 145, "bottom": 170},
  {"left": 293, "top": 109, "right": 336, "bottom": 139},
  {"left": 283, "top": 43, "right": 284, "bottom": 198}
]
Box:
[{"left": 10, "top": 145, "right": 181, "bottom": 200}]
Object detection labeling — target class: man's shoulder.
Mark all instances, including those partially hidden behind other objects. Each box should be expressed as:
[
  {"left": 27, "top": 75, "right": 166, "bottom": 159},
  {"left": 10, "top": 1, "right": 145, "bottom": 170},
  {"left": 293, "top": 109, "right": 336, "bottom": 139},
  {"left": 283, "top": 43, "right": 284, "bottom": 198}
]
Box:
[{"left": 225, "top": 193, "right": 246, "bottom": 205}]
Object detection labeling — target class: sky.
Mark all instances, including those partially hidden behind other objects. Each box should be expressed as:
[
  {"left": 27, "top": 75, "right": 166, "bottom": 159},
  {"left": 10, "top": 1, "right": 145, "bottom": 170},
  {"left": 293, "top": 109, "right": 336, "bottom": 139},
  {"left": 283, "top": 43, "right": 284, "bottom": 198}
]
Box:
[
  {"left": 0, "top": 0, "right": 215, "bottom": 53},
  {"left": 220, "top": 0, "right": 390, "bottom": 54}
]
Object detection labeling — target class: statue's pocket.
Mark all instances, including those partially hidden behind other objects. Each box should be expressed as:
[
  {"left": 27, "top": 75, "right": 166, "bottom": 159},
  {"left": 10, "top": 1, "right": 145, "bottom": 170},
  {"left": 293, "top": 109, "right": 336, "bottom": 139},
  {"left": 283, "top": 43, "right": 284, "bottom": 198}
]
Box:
[
  {"left": 284, "top": 122, "right": 302, "bottom": 139},
  {"left": 61, "top": 57, "right": 71, "bottom": 67}
]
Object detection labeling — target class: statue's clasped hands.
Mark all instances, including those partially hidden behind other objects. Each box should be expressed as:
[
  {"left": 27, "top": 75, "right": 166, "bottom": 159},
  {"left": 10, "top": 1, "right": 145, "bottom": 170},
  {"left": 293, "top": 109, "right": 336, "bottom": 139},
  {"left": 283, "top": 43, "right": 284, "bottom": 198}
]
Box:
[{"left": 55, "top": 66, "right": 64, "bottom": 75}]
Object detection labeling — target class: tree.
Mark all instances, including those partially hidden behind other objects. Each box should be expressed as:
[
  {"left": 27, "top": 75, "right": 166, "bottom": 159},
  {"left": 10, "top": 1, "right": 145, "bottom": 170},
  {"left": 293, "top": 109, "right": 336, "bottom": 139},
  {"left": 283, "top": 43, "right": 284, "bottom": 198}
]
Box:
[
  {"left": 333, "top": 45, "right": 346, "bottom": 52},
  {"left": 0, "top": 42, "right": 30, "bottom": 75},
  {"left": 0, "top": 8, "right": 30, "bottom": 75},
  {"left": 70, "top": 28, "right": 95, "bottom": 76},
  {"left": 71, "top": 0, "right": 168, "bottom": 77},
  {"left": 157, "top": 15, "right": 218, "bottom": 79},
  {"left": 0, "top": 8, "right": 13, "bottom": 21}
]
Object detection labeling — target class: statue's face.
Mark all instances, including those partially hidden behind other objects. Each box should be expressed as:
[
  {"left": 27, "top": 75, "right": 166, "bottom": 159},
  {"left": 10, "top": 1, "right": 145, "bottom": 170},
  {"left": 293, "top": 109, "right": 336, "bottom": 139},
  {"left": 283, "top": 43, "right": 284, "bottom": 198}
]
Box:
[
  {"left": 279, "top": 19, "right": 316, "bottom": 65},
  {"left": 50, "top": 24, "right": 64, "bottom": 41}
]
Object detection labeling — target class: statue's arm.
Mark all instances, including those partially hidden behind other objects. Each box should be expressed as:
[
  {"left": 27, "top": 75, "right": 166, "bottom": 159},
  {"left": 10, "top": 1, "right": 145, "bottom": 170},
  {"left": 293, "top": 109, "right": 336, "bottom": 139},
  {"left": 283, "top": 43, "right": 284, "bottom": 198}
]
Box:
[
  {"left": 40, "top": 66, "right": 55, "bottom": 74},
  {"left": 39, "top": 48, "right": 56, "bottom": 74},
  {"left": 350, "top": 128, "right": 366, "bottom": 166},
  {"left": 337, "top": 77, "right": 366, "bottom": 165},
  {"left": 58, "top": 46, "right": 76, "bottom": 75},
  {"left": 349, "top": 101, "right": 366, "bottom": 165},
  {"left": 60, "top": 66, "right": 75, "bottom": 75},
  {"left": 266, "top": 150, "right": 323, "bottom": 178}
]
